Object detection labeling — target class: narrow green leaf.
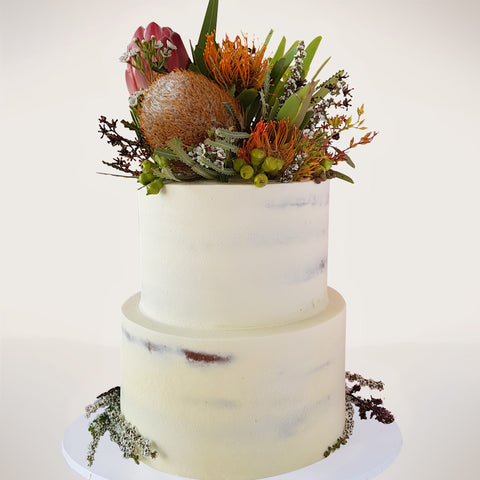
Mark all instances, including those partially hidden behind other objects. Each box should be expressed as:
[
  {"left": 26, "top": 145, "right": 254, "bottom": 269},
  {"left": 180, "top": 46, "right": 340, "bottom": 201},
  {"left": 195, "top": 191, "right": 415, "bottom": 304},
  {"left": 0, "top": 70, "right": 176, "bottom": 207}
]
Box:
[
  {"left": 332, "top": 147, "right": 355, "bottom": 168},
  {"left": 302, "top": 36, "right": 322, "bottom": 78},
  {"left": 298, "top": 110, "right": 314, "bottom": 130},
  {"left": 268, "top": 97, "right": 280, "bottom": 121},
  {"left": 153, "top": 148, "right": 180, "bottom": 160},
  {"left": 192, "top": 0, "right": 219, "bottom": 76},
  {"left": 283, "top": 41, "right": 299, "bottom": 71},
  {"left": 330, "top": 170, "right": 354, "bottom": 183},
  {"left": 263, "top": 29, "right": 274, "bottom": 49},
  {"left": 166, "top": 138, "right": 217, "bottom": 180},
  {"left": 223, "top": 102, "right": 243, "bottom": 130},
  {"left": 217, "top": 128, "right": 250, "bottom": 140},
  {"left": 204, "top": 138, "right": 239, "bottom": 154},
  {"left": 311, "top": 56, "right": 331, "bottom": 82},
  {"left": 159, "top": 166, "right": 182, "bottom": 182},
  {"left": 271, "top": 36, "right": 286, "bottom": 65}
]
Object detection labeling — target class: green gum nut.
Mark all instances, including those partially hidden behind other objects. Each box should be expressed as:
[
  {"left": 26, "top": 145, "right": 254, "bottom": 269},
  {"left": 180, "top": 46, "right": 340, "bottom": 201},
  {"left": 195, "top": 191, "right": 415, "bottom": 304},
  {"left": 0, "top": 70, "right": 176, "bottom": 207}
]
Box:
[
  {"left": 233, "top": 157, "right": 246, "bottom": 172},
  {"left": 154, "top": 155, "right": 170, "bottom": 168},
  {"left": 321, "top": 158, "right": 334, "bottom": 170},
  {"left": 146, "top": 178, "right": 164, "bottom": 195},
  {"left": 262, "top": 156, "right": 278, "bottom": 172},
  {"left": 254, "top": 173, "right": 268, "bottom": 188},
  {"left": 138, "top": 172, "right": 155, "bottom": 185},
  {"left": 250, "top": 148, "right": 266, "bottom": 167},
  {"left": 142, "top": 160, "right": 154, "bottom": 173},
  {"left": 240, "top": 165, "right": 254, "bottom": 180}
]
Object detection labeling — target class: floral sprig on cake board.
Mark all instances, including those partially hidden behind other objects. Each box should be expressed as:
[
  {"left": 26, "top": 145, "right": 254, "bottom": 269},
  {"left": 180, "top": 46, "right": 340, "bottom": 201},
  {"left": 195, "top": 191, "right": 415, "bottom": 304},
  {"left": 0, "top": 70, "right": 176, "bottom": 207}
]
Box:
[
  {"left": 85, "top": 373, "right": 394, "bottom": 467},
  {"left": 99, "top": 0, "right": 377, "bottom": 194},
  {"left": 85, "top": 387, "right": 158, "bottom": 466}
]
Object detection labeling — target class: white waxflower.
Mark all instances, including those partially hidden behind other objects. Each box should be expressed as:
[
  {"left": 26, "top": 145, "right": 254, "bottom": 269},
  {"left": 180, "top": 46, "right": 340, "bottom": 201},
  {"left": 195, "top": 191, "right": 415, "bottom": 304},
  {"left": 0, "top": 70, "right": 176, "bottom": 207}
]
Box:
[{"left": 166, "top": 39, "right": 177, "bottom": 50}]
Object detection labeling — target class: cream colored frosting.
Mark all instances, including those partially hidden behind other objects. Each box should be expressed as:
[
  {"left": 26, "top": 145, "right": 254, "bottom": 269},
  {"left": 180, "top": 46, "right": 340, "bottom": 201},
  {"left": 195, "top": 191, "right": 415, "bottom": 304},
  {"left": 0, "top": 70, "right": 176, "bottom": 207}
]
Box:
[
  {"left": 121, "top": 288, "right": 346, "bottom": 480},
  {"left": 138, "top": 181, "right": 330, "bottom": 329}
]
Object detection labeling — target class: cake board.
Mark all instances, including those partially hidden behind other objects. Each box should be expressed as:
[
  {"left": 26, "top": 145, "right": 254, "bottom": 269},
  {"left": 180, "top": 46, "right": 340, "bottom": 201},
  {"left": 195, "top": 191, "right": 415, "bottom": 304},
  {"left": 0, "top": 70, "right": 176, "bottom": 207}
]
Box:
[{"left": 62, "top": 411, "right": 402, "bottom": 480}]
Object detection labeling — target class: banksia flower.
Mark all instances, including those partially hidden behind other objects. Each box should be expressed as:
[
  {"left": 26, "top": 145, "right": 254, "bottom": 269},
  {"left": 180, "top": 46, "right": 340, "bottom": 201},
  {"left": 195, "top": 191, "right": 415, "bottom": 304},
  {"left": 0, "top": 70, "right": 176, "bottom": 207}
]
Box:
[
  {"left": 204, "top": 33, "right": 268, "bottom": 94},
  {"left": 139, "top": 70, "right": 243, "bottom": 151}
]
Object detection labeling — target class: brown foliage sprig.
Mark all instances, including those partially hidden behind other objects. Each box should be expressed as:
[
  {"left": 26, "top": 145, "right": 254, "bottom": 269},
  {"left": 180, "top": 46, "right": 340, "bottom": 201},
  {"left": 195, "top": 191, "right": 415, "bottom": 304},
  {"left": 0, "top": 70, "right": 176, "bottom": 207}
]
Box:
[
  {"left": 346, "top": 371, "right": 395, "bottom": 424},
  {"left": 324, "top": 372, "right": 394, "bottom": 458},
  {"left": 98, "top": 116, "right": 151, "bottom": 176}
]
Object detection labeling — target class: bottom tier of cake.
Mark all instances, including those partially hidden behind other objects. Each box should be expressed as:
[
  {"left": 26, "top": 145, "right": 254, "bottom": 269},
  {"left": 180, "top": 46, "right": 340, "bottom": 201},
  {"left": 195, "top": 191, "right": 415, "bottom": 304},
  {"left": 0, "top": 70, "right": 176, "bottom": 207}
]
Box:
[{"left": 121, "top": 288, "right": 346, "bottom": 480}]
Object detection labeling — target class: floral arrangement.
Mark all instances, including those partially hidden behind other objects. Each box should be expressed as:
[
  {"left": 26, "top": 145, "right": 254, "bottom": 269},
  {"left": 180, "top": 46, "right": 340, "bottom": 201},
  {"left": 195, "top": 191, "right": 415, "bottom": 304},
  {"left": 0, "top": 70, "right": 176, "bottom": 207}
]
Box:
[{"left": 100, "top": 0, "right": 376, "bottom": 193}]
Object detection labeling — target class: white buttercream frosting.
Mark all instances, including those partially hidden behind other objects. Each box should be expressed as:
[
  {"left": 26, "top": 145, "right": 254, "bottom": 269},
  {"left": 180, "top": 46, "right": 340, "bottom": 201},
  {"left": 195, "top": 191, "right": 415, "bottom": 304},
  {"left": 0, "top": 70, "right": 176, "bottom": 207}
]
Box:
[
  {"left": 138, "top": 181, "right": 330, "bottom": 329},
  {"left": 121, "top": 288, "right": 346, "bottom": 480}
]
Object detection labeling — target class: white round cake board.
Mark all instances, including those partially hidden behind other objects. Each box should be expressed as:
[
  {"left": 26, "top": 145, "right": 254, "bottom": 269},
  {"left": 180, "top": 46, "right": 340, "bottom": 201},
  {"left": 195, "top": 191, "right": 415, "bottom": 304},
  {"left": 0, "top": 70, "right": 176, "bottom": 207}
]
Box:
[{"left": 62, "top": 412, "right": 402, "bottom": 480}]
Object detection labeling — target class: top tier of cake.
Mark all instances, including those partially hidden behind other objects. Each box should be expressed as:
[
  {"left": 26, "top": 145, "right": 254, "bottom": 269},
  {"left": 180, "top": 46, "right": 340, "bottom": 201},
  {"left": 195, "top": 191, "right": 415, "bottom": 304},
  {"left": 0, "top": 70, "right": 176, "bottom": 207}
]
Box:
[{"left": 138, "top": 181, "right": 330, "bottom": 329}]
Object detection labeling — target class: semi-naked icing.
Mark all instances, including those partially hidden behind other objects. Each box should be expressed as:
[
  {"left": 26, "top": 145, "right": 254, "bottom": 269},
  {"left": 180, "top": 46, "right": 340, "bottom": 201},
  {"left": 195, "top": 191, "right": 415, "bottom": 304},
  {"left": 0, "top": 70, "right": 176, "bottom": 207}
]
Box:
[
  {"left": 121, "top": 181, "right": 347, "bottom": 480},
  {"left": 138, "top": 181, "right": 330, "bottom": 329},
  {"left": 122, "top": 288, "right": 346, "bottom": 480}
]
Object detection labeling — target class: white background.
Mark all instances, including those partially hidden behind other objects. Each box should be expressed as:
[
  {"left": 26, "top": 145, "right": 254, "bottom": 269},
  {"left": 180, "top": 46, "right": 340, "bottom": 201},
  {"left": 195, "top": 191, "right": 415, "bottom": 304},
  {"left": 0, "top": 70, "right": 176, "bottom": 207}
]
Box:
[{"left": 1, "top": 0, "right": 480, "bottom": 479}]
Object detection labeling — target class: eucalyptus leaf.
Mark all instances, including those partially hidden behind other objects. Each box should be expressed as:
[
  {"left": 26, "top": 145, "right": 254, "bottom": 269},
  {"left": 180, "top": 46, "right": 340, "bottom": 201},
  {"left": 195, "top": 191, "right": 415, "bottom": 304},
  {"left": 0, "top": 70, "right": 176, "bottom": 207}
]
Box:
[{"left": 330, "top": 170, "right": 354, "bottom": 183}]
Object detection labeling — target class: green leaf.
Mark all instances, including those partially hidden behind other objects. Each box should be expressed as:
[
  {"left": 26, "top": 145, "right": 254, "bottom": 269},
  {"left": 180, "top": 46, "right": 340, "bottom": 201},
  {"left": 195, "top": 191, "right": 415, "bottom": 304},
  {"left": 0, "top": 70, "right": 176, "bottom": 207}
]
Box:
[
  {"left": 283, "top": 41, "right": 299, "bottom": 71},
  {"left": 271, "top": 36, "right": 286, "bottom": 65},
  {"left": 268, "top": 97, "right": 280, "bottom": 121},
  {"left": 192, "top": 0, "right": 219, "bottom": 76},
  {"left": 332, "top": 147, "right": 355, "bottom": 168},
  {"left": 263, "top": 29, "right": 274, "bottom": 49},
  {"left": 311, "top": 56, "right": 331, "bottom": 81},
  {"left": 223, "top": 102, "right": 243, "bottom": 130},
  {"left": 204, "top": 138, "right": 239, "bottom": 154},
  {"left": 217, "top": 128, "right": 250, "bottom": 140},
  {"left": 166, "top": 138, "right": 217, "bottom": 180},
  {"left": 237, "top": 88, "right": 258, "bottom": 110},
  {"left": 276, "top": 92, "right": 302, "bottom": 122},
  {"left": 330, "top": 170, "right": 354, "bottom": 183},
  {"left": 302, "top": 36, "right": 322, "bottom": 78},
  {"left": 298, "top": 110, "right": 314, "bottom": 130}
]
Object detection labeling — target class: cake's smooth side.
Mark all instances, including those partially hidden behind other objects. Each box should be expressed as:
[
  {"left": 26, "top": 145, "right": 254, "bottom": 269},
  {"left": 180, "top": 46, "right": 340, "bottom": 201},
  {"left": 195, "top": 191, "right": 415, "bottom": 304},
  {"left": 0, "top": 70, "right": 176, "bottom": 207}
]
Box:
[
  {"left": 121, "top": 288, "right": 346, "bottom": 480},
  {"left": 138, "top": 181, "right": 330, "bottom": 329}
]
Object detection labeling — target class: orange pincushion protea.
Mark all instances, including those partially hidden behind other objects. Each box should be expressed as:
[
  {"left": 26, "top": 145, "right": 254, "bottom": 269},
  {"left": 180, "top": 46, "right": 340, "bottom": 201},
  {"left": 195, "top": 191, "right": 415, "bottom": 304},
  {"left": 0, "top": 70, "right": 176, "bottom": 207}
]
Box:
[
  {"left": 203, "top": 33, "right": 268, "bottom": 93},
  {"left": 238, "top": 119, "right": 300, "bottom": 171}
]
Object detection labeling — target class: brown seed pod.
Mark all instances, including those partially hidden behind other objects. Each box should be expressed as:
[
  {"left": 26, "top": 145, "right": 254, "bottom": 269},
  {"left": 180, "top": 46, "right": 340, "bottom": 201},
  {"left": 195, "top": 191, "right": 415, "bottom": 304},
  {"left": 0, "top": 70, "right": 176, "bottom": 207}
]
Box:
[{"left": 139, "top": 70, "right": 243, "bottom": 151}]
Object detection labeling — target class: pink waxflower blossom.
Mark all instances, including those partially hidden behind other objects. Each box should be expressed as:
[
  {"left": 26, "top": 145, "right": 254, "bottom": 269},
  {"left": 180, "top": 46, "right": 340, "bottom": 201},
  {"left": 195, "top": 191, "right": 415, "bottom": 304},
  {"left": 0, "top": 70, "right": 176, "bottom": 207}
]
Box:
[{"left": 124, "top": 22, "right": 190, "bottom": 95}]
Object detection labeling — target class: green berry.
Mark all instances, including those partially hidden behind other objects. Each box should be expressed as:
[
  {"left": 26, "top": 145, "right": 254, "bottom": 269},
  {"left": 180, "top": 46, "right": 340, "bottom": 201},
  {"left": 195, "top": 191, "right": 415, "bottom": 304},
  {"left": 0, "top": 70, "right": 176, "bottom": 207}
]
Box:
[
  {"left": 146, "top": 178, "right": 164, "bottom": 195},
  {"left": 240, "top": 165, "right": 254, "bottom": 179},
  {"left": 262, "top": 156, "right": 278, "bottom": 172},
  {"left": 142, "top": 160, "right": 154, "bottom": 173},
  {"left": 153, "top": 155, "right": 170, "bottom": 168},
  {"left": 250, "top": 148, "right": 266, "bottom": 167},
  {"left": 233, "top": 157, "right": 246, "bottom": 172},
  {"left": 254, "top": 173, "right": 268, "bottom": 188},
  {"left": 138, "top": 173, "right": 155, "bottom": 185}
]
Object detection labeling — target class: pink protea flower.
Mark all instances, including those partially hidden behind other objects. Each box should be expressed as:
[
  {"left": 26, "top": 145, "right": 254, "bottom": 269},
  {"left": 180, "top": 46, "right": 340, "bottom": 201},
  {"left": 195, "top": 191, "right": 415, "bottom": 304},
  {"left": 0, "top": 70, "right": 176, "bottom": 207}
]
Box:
[{"left": 122, "top": 22, "right": 190, "bottom": 95}]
